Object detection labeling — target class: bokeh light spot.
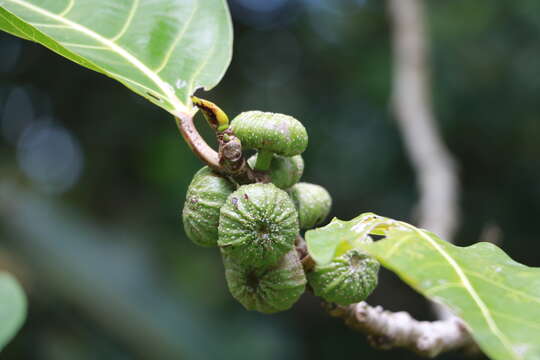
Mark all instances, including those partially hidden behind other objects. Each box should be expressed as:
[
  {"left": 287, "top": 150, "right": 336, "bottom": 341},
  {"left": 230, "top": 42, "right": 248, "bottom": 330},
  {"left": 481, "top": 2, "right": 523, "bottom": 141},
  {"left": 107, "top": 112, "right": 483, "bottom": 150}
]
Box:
[
  {"left": 16, "top": 120, "right": 84, "bottom": 194},
  {"left": 1, "top": 87, "right": 34, "bottom": 144}
]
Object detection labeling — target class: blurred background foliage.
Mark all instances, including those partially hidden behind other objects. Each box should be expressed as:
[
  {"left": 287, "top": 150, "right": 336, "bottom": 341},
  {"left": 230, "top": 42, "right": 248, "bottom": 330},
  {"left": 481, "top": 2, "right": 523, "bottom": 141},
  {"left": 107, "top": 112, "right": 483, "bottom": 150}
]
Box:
[{"left": 0, "top": 0, "right": 539, "bottom": 359}]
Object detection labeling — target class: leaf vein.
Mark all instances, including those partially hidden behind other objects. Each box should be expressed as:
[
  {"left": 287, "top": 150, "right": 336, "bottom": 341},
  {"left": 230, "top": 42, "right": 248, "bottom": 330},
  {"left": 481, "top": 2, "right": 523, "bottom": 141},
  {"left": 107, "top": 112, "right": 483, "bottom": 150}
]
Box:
[
  {"left": 424, "top": 282, "right": 463, "bottom": 295},
  {"left": 58, "top": 0, "right": 74, "bottom": 17},
  {"left": 0, "top": 10, "right": 34, "bottom": 40},
  {"left": 4, "top": 0, "right": 188, "bottom": 115},
  {"left": 384, "top": 236, "right": 408, "bottom": 258},
  {"left": 187, "top": 34, "right": 219, "bottom": 97},
  {"left": 106, "top": 70, "right": 167, "bottom": 100},
  {"left": 154, "top": 0, "right": 198, "bottom": 74},
  {"left": 60, "top": 41, "right": 109, "bottom": 50},
  {"left": 110, "top": 0, "right": 139, "bottom": 42},
  {"left": 402, "top": 223, "right": 521, "bottom": 360},
  {"left": 464, "top": 270, "right": 540, "bottom": 305},
  {"left": 491, "top": 310, "right": 540, "bottom": 331},
  {"left": 29, "top": 22, "right": 70, "bottom": 28}
]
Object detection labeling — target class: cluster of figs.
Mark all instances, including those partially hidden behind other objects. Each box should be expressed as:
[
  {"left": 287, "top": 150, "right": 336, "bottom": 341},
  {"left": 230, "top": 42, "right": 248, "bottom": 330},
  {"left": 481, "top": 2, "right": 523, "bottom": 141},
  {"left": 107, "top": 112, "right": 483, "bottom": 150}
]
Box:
[{"left": 182, "top": 108, "right": 379, "bottom": 314}]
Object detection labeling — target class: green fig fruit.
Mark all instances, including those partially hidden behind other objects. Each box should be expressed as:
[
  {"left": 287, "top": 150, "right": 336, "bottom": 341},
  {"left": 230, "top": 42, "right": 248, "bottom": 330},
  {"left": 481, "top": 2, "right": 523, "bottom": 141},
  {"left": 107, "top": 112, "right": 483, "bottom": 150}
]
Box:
[
  {"left": 247, "top": 154, "right": 304, "bottom": 189},
  {"left": 218, "top": 183, "right": 298, "bottom": 266},
  {"left": 223, "top": 249, "right": 306, "bottom": 314},
  {"left": 307, "top": 249, "right": 379, "bottom": 305},
  {"left": 289, "top": 182, "right": 332, "bottom": 229},
  {"left": 182, "top": 167, "right": 235, "bottom": 247}
]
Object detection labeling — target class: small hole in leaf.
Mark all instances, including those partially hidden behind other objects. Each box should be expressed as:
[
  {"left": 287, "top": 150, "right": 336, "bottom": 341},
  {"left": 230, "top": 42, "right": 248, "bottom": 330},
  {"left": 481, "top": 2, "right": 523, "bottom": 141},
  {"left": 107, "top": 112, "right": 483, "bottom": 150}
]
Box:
[
  {"left": 147, "top": 92, "right": 162, "bottom": 102},
  {"left": 369, "top": 234, "right": 386, "bottom": 241}
]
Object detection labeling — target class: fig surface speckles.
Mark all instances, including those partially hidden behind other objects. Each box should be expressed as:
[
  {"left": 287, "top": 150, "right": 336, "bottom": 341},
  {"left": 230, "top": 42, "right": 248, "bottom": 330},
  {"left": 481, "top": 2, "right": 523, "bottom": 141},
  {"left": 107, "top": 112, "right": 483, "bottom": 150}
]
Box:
[
  {"left": 307, "top": 249, "right": 379, "bottom": 305},
  {"left": 289, "top": 182, "right": 332, "bottom": 230},
  {"left": 182, "top": 166, "right": 235, "bottom": 247},
  {"left": 247, "top": 154, "right": 304, "bottom": 189},
  {"left": 230, "top": 111, "right": 308, "bottom": 156},
  {"left": 218, "top": 183, "right": 299, "bottom": 267},
  {"left": 223, "top": 249, "right": 306, "bottom": 314}
]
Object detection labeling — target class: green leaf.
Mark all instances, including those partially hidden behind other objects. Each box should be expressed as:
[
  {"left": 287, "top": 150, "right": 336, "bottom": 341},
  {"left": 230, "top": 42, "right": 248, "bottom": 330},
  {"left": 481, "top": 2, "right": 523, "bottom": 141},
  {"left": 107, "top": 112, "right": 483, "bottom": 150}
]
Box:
[
  {"left": 307, "top": 214, "right": 540, "bottom": 360},
  {"left": 305, "top": 213, "right": 391, "bottom": 265},
  {"left": 0, "top": 0, "right": 233, "bottom": 116},
  {"left": 0, "top": 272, "right": 26, "bottom": 350}
]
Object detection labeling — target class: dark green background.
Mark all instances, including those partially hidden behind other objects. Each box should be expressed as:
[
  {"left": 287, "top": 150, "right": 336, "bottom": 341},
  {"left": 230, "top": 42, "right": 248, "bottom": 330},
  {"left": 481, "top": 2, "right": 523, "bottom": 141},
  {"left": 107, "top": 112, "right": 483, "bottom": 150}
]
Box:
[{"left": 1, "top": 0, "right": 539, "bottom": 359}]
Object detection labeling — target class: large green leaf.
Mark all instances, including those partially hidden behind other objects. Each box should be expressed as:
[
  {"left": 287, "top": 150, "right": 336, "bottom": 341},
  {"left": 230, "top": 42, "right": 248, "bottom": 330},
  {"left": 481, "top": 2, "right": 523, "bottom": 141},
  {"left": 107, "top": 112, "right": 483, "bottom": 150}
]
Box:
[
  {"left": 306, "top": 214, "right": 540, "bottom": 360},
  {"left": 0, "top": 0, "right": 233, "bottom": 116},
  {"left": 0, "top": 272, "right": 26, "bottom": 350},
  {"left": 305, "top": 213, "right": 390, "bottom": 265}
]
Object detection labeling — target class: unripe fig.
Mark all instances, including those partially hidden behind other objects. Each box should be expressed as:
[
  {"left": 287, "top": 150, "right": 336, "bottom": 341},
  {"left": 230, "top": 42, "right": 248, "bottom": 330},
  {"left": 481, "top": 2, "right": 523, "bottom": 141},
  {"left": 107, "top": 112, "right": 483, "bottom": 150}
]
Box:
[
  {"left": 230, "top": 111, "right": 308, "bottom": 171},
  {"left": 307, "top": 249, "right": 379, "bottom": 305},
  {"left": 288, "top": 182, "right": 332, "bottom": 229},
  {"left": 182, "top": 167, "right": 235, "bottom": 247},
  {"left": 218, "top": 183, "right": 298, "bottom": 267},
  {"left": 223, "top": 249, "right": 307, "bottom": 314},
  {"left": 247, "top": 154, "right": 304, "bottom": 189},
  {"left": 230, "top": 111, "right": 308, "bottom": 157}
]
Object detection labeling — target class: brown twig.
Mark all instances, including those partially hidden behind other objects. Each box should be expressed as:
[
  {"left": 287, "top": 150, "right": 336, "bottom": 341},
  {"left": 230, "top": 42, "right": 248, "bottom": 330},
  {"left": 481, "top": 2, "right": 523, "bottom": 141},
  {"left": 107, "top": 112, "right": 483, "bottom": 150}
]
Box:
[
  {"left": 388, "top": 0, "right": 459, "bottom": 243},
  {"left": 296, "top": 230, "right": 476, "bottom": 357},
  {"left": 327, "top": 302, "right": 476, "bottom": 358},
  {"left": 388, "top": 0, "right": 460, "bottom": 322},
  {"left": 175, "top": 111, "right": 264, "bottom": 183},
  {"left": 175, "top": 112, "right": 220, "bottom": 170}
]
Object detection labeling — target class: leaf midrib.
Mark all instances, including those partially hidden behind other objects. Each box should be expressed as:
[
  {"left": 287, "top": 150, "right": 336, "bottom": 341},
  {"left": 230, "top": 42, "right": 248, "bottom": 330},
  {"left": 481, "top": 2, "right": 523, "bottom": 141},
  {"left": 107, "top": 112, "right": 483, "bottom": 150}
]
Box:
[
  {"left": 400, "top": 222, "right": 520, "bottom": 360},
  {"left": 4, "top": 0, "right": 190, "bottom": 115},
  {"left": 404, "top": 257, "right": 540, "bottom": 306}
]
